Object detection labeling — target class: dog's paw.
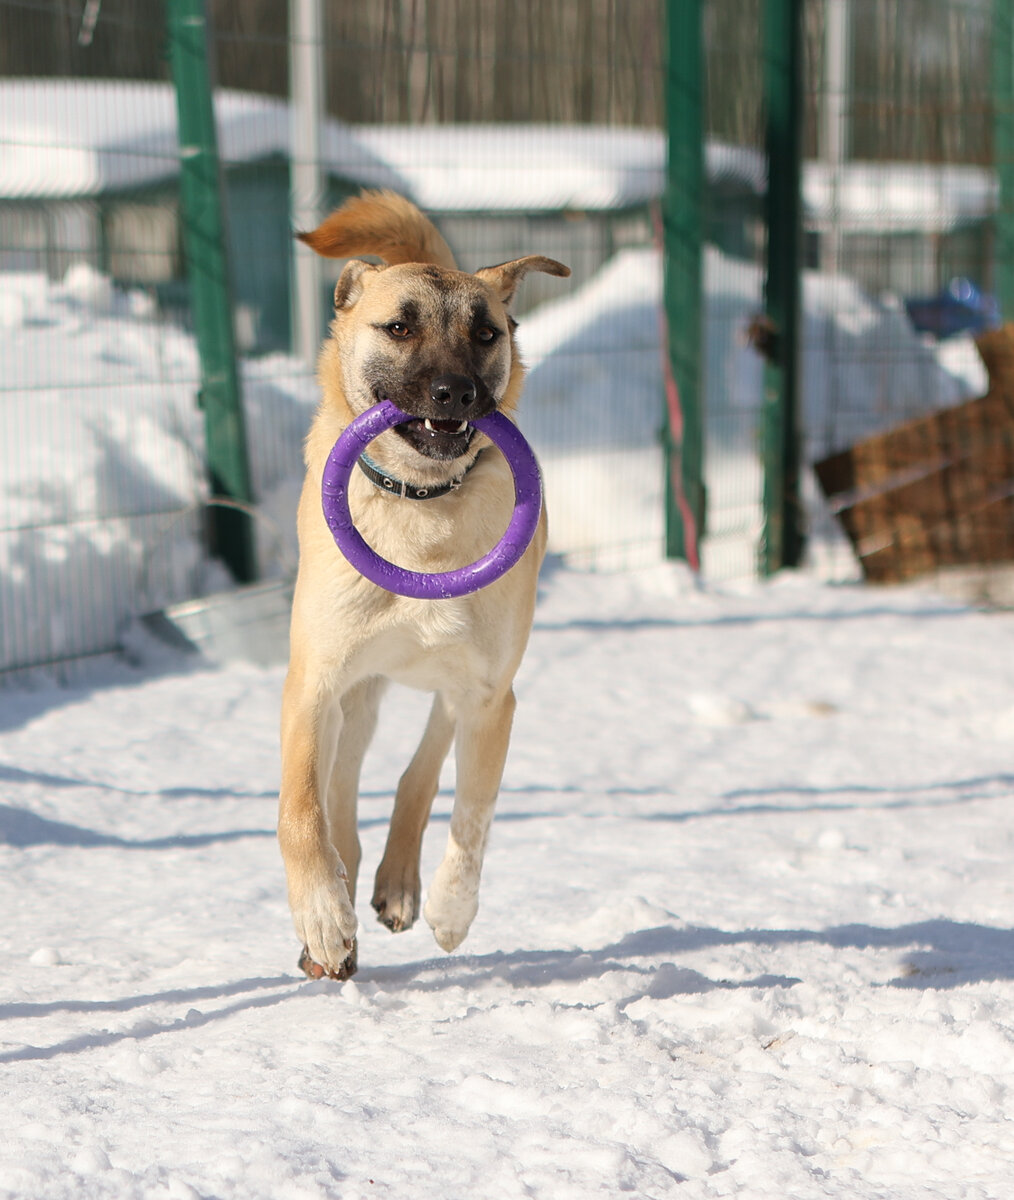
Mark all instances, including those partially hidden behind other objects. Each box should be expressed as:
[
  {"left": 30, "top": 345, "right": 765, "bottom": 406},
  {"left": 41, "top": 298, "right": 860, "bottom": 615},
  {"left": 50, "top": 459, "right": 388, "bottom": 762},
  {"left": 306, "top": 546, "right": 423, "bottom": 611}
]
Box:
[
  {"left": 423, "top": 881, "right": 478, "bottom": 953},
  {"left": 371, "top": 865, "right": 421, "bottom": 933},
  {"left": 289, "top": 876, "right": 359, "bottom": 980},
  {"left": 298, "top": 939, "right": 357, "bottom": 982}
]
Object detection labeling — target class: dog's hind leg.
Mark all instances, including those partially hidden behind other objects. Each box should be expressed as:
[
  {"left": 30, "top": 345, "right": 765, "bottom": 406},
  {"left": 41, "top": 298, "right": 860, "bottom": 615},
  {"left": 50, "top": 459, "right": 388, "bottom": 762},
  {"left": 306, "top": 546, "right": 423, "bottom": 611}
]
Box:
[
  {"left": 372, "top": 692, "right": 455, "bottom": 933},
  {"left": 278, "top": 662, "right": 359, "bottom": 980},
  {"left": 424, "top": 686, "right": 516, "bottom": 952}
]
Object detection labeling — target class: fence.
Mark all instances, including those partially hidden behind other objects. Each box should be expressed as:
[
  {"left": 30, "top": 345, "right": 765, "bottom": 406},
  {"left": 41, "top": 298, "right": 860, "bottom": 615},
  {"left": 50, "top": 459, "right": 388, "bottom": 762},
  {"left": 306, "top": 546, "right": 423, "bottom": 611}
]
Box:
[
  {"left": 698, "top": 0, "right": 1005, "bottom": 584},
  {"left": 0, "top": 0, "right": 1009, "bottom": 678}
]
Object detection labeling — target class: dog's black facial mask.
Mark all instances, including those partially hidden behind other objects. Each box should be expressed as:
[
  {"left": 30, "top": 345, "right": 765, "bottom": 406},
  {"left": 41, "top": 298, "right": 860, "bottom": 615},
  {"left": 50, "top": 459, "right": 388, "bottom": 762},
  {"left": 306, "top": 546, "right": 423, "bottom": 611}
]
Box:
[
  {"left": 361, "top": 292, "right": 507, "bottom": 462},
  {"left": 368, "top": 367, "right": 498, "bottom": 462}
]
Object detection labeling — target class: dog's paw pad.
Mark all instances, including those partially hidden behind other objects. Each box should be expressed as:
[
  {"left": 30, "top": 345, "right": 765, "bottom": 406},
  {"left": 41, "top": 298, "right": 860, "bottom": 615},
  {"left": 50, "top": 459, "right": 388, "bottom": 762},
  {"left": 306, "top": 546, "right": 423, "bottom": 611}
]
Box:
[{"left": 298, "top": 940, "right": 357, "bottom": 982}]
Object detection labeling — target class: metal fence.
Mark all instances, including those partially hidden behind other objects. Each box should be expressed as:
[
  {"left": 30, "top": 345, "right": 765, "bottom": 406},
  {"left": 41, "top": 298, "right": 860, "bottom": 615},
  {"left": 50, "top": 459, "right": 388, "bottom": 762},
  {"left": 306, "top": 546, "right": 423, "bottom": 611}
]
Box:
[
  {"left": 699, "top": 0, "right": 1003, "bottom": 583},
  {"left": 0, "top": 0, "right": 1009, "bottom": 678}
]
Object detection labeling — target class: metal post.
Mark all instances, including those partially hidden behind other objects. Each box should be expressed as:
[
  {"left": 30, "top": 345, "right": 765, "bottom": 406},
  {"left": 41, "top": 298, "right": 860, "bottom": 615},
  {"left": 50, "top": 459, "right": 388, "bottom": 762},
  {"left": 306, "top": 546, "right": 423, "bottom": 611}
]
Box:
[
  {"left": 167, "top": 0, "right": 257, "bottom": 583},
  {"left": 993, "top": 0, "right": 1014, "bottom": 317},
  {"left": 290, "top": 0, "right": 326, "bottom": 364},
  {"left": 661, "top": 0, "right": 705, "bottom": 569},
  {"left": 821, "top": 0, "right": 851, "bottom": 274},
  {"left": 760, "top": 0, "right": 806, "bottom": 575}
]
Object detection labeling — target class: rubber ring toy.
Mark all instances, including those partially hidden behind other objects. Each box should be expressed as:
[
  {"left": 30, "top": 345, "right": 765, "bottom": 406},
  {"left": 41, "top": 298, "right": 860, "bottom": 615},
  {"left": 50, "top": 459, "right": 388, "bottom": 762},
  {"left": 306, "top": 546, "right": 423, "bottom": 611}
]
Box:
[{"left": 321, "top": 399, "right": 543, "bottom": 599}]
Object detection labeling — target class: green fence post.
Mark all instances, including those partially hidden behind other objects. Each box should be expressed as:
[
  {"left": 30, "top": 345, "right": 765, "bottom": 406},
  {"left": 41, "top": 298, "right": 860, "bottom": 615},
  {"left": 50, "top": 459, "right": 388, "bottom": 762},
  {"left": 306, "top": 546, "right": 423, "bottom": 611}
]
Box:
[
  {"left": 994, "top": 0, "right": 1014, "bottom": 318},
  {"left": 661, "top": 0, "right": 704, "bottom": 569},
  {"left": 760, "top": 0, "right": 805, "bottom": 575},
  {"left": 167, "top": 0, "right": 257, "bottom": 583}
]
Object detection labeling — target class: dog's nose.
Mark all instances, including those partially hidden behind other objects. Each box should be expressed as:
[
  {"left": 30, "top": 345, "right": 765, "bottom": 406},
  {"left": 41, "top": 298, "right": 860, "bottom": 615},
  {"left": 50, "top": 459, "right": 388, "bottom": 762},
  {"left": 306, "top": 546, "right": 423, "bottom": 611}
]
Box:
[{"left": 429, "top": 374, "right": 476, "bottom": 418}]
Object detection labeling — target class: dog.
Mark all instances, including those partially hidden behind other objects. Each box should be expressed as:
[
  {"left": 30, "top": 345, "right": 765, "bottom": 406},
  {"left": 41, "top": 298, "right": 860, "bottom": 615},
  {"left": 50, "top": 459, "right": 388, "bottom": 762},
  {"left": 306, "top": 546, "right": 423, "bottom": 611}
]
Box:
[{"left": 278, "top": 190, "right": 569, "bottom": 980}]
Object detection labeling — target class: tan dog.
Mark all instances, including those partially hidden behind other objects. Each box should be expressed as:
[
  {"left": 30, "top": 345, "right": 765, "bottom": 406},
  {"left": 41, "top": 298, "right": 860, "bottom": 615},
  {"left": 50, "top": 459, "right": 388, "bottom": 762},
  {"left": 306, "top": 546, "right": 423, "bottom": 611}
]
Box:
[{"left": 279, "top": 191, "right": 569, "bottom": 980}]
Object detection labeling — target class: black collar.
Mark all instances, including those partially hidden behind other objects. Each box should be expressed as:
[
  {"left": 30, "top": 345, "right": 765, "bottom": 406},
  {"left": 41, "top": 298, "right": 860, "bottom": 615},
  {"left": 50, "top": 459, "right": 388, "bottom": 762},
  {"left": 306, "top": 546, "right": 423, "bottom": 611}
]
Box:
[{"left": 356, "top": 451, "right": 483, "bottom": 501}]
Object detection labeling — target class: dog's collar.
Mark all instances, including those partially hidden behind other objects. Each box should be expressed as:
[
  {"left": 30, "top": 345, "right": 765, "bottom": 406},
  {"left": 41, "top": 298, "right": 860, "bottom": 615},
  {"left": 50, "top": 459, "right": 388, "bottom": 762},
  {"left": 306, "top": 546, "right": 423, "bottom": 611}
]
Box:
[{"left": 356, "top": 451, "right": 483, "bottom": 501}]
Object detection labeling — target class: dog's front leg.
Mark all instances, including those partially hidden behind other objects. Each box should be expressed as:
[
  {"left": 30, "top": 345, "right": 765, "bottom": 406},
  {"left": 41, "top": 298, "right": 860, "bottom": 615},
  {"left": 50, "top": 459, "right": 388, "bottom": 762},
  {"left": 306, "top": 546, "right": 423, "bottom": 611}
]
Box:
[
  {"left": 424, "top": 686, "right": 517, "bottom": 952},
  {"left": 373, "top": 692, "right": 455, "bottom": 933},
  {"left": 278, "top": 666, "right": 359, "bottom": 980}
]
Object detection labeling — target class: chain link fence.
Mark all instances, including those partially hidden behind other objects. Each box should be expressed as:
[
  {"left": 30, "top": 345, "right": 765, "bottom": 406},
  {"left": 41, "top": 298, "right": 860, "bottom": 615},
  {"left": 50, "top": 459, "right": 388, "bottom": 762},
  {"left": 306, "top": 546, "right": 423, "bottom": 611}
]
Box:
[{"left": 0, "top": 0, "right": 1007, "bottom": 677}]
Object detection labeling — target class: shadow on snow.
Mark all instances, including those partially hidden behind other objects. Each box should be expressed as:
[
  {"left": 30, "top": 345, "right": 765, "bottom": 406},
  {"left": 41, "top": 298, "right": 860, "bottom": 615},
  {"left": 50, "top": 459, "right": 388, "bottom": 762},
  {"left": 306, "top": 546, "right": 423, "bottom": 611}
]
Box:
[
  {"left": 3, "top": 916, "right": 1012, "bottom": 1063},
  {"left": 361, "top": 918, "right": 1014, "bottom": 996}
]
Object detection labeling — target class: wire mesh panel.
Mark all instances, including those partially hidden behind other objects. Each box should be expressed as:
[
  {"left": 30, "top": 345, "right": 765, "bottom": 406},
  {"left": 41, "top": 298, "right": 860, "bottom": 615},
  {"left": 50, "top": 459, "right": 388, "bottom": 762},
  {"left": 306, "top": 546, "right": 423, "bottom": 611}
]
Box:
[
  {"left": 803, "top": 0, "right": 998, "bottom": 586},
  {"left": 2, "top": 0, "right": 1009, "bottom": 679},
  {"left": 700, "top": 0, "right": 1000, "bottom": 583},
  {"left": 0, "top": 0, "right": 673, "bottom": 678},
  {"left": 0, "top": 69, "right": 205, "bottom": 677}
]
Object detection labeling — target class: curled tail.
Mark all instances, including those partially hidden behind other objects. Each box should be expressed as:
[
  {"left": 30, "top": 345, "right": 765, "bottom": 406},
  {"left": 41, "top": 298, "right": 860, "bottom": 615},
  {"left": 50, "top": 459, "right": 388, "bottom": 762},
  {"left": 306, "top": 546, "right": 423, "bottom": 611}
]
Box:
[{"left": 297, "top": 190, "right": 457, "bottom": 269}]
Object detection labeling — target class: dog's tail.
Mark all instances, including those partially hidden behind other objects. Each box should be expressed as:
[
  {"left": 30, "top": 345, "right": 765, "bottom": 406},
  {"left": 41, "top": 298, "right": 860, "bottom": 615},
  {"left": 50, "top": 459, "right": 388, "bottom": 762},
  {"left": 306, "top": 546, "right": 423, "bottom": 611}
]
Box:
[{"left": 297, "top": 190, "right": 457, "bottom": 270}]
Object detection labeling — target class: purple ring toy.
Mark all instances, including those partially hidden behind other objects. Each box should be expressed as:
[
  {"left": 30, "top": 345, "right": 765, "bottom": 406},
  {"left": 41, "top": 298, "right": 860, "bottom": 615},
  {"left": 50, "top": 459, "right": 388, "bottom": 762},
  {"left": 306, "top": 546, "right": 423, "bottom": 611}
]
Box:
[{"left": 321, "top": 400, "right": 543, "bottom": 599}]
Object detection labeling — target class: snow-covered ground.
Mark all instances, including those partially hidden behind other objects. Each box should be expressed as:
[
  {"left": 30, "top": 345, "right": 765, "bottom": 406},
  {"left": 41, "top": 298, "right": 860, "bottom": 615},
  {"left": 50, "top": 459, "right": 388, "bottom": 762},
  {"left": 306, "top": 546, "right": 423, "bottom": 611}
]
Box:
[{"left": 2, "top": 563, "right": 1014, "bottom": 1199}]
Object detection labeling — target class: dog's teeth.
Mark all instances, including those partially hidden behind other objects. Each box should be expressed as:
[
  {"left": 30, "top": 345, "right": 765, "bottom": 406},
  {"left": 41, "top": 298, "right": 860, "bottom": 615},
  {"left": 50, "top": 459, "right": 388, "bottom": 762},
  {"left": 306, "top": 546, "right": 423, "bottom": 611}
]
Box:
[{"left": 421, "top": 418, "right": 469, "bottom": 435}]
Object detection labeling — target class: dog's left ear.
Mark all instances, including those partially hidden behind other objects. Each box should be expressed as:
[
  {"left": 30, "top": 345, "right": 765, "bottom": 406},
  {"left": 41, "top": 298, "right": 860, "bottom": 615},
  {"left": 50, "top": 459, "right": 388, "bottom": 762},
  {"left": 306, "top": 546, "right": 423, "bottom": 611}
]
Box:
[{"left": 475, "top": 256, "right": 570, "bottom": 306}]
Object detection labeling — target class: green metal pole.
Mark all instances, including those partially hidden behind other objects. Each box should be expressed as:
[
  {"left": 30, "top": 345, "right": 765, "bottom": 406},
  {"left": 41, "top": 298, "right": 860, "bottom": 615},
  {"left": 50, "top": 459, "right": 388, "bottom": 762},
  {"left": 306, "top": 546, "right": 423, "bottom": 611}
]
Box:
[
  {"left": 993, "top": 0, "right": 1014, "bottom": 318},
  {"left": 661, "top": 0, "right": 705, "bottom": 569},
  {"left": 167, "top": 0, "right": 257, "bottom": 583},
  {"left": 760, "top": 0, "right": 805, "bottom": 575}
]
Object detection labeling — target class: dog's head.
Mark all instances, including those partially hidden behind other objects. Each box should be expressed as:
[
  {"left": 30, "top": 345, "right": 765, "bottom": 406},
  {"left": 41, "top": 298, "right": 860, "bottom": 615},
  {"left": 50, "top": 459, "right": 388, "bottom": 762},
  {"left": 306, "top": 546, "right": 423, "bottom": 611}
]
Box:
[{"left": 298, "top": 193, "right": 569, "bottom": 478}]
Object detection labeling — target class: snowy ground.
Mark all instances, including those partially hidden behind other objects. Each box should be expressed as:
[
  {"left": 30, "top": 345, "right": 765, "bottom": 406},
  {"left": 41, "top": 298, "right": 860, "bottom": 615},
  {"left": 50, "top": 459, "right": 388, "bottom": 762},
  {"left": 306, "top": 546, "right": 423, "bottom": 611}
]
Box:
[{"left": 2, "top": 563, "right": 1014, "bottom": 1199}]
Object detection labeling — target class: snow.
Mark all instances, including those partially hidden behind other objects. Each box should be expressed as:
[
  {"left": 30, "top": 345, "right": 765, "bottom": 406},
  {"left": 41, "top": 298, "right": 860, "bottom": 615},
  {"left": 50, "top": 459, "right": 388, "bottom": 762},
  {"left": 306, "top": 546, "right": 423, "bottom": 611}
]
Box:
[
  {"left": 803, "top": 161, "right": 997, "bottom": 234},
  {"left": 0, "top": 80, "right": 665, "bottom": 211},
  {"left": 351, "top": 124, "right": 666, "bottom": 212},
  {"left": 3, "top": 79, "right": 996, "bottom": 229},
  {"left": 0, "top": 80, "right": 405, "bottom": 199},
  {"left": 3, "top": 564, "right": 1014, "bottom": 1198},
  {"left": 1, "top": 81, "right": 669, "bottom": 211}
]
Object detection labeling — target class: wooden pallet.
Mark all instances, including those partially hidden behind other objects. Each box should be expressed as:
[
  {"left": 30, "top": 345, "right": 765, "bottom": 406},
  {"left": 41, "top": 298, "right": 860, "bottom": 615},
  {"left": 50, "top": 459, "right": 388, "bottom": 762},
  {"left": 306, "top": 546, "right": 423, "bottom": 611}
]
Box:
[{"left": 814, "top": 325, "right": 1014, "bottom": 584}]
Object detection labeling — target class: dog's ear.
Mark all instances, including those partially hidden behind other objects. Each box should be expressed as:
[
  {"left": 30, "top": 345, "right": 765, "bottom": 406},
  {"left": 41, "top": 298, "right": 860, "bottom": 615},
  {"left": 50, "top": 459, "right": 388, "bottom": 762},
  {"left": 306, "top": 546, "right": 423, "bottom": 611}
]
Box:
[
  {"left": 333, "top": 259, "right": 379, "bottom": 310},
  {"left": 475, "top": 256, "right": 571, "bottom": 306}
]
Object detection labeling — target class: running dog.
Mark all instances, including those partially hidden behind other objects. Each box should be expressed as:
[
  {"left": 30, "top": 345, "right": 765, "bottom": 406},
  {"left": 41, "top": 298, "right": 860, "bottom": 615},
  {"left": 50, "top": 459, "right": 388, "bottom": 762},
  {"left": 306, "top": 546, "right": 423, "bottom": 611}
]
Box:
[{"left": 279, "top": 190, "right": 569, "bottom": 980}]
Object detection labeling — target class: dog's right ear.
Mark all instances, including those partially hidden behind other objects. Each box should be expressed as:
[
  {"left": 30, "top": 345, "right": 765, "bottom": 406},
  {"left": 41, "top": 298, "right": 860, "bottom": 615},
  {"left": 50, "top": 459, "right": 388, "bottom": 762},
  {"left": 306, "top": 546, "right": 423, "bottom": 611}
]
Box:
[
  {"left": 333, "top": 259, "right": 379, "bottom": 310},
  {"left": 475, "top": 255, "right": 571, "bottom": 307}
]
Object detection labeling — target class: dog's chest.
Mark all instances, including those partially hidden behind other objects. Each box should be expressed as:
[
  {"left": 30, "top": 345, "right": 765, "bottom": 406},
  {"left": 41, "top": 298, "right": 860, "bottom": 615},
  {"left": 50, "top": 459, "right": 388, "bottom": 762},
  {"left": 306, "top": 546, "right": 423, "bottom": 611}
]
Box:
[{"left": 355, "top": 597, "right": 484, "bottom": 692}]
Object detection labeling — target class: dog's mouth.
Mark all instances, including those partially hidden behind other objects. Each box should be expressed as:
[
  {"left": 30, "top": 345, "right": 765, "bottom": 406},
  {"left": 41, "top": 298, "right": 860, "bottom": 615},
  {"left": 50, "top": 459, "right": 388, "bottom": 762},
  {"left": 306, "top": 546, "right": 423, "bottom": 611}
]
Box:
[
  {"left": 394, "top": 416, "right": 476, "bottom": 461},
  {"left": 375, "top": 393, "right": 482, "bottom": 461}
]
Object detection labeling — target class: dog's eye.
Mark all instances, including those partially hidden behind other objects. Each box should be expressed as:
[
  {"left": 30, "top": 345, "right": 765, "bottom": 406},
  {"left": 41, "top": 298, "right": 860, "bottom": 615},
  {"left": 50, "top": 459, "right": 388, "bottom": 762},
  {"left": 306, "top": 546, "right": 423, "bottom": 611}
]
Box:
[
  {"left": 386, "top": 322, "right": 412, "bottom": 339},
  {"left": 475, "top": 326, "right": 498, "bottom": 344}
]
